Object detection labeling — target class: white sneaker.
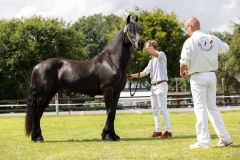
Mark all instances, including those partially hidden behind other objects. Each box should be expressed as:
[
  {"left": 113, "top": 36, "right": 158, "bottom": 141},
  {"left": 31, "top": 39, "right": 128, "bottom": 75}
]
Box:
[
  {"left": 217, "top": 140, "right": 233, "bottom": 147},
  {"left": 189, "top": 143, "right": 210, "bottom": 149}
]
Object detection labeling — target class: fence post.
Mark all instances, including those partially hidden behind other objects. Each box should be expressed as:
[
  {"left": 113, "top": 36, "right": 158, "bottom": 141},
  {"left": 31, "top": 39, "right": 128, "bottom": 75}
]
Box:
[
  {"left": 221, "top": 78, "right": 226, "bottom": 107},
  {"left": 55, "top": 93, "right": 59, "bottom": 115}
]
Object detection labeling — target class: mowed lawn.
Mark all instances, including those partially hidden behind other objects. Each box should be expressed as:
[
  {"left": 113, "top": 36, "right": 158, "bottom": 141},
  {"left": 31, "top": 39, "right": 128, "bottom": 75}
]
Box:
[{"left": 0, "top": 110, "right": 240, "bottom": 160}]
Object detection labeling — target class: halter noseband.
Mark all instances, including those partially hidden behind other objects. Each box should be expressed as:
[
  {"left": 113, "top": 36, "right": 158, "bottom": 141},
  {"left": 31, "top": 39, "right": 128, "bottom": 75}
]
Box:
[{"left": 124, "top": 24, "right": 136, "bottom": 45}]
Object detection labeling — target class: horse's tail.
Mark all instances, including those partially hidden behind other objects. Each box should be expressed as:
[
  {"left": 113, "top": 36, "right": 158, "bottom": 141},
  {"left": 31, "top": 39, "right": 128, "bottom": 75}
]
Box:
[{"left": 25, "top": 82, "right": 37, "bottom": 136}]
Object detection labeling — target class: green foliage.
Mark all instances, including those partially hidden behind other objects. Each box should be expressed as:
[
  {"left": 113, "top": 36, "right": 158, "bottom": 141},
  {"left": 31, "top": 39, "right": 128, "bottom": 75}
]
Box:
[
  {"left": 72, "top": 14, "right": 122, "bottom": 58},
  {"left": 168, "top": 78, "right": 190, "bottom": 92},
  {"left": 228, "top": 23, "right": 240, "bottom": 72},
  {"left": 226, "top": 24, "right": 240, "bottom": 91},
  {"left": 0, "top": 17, "right": 85, "bottom": 99},
  {"left": 0, "top": 15, "right": 122, "bottom": 99},
  {"left": 213, "top": 24, "right": 240, "bottom": 93}
]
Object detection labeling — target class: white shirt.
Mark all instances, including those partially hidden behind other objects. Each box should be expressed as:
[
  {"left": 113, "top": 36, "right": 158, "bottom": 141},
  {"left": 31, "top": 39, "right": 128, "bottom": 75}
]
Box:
[
  {"left": 179, "top": 30, "right": 229, "bottom": 75},
  {"left": 143, "top": 51, "right": 168, "bottom": 83}
]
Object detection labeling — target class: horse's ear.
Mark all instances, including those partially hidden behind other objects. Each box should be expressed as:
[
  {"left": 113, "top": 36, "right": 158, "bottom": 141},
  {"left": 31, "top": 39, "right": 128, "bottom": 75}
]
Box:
[
  {"left": 135, "top": 16, "right": 138, "bottom": 23},
  {"left": 127, "top": 15, "right": 131, "bottom": 24}
]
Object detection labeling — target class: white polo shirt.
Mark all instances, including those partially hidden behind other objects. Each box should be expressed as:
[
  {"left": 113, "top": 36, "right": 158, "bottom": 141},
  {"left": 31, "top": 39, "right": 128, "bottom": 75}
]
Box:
[
  {"left": 143, "top": 51, "right": 168, "bottom": 83},
  {"left": 179, "top": 30, "right": 229, "bottom": 75}
]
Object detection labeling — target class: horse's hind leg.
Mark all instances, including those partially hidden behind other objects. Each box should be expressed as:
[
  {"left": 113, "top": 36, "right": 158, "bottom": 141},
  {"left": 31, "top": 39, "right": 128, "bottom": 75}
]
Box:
[
  {"left": 31, "top": 96, "right": 46, "bottom": 142},
  {"left": 32, "top": 89, "right": 58, "bottom": 142},
  {"left": 31, "top": 94, "right": 50, "bottom": 142}
]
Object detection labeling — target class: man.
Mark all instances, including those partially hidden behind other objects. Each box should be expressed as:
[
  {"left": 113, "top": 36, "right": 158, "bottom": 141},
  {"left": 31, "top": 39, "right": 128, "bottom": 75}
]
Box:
[
  {"left": 129, "top": 40, "right": 172, "bottom": 139},
  {"left": 179, "top": 17, "right": 233, "bottom": 149}
]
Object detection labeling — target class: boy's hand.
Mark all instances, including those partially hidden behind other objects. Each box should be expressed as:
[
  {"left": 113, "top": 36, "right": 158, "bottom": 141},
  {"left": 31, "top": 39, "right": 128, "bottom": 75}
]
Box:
[{"left": 128, "top": 74, "right": 134, "bottom": 79}]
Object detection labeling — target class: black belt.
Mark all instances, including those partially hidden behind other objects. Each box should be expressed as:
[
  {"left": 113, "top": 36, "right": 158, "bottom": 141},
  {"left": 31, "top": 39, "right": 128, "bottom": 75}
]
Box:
[
  {"left": 151, "top": 80, "right": 167, "bottom": 86},
  {"left": 190, "top": 70, "right": 215, "bottom": 76}
]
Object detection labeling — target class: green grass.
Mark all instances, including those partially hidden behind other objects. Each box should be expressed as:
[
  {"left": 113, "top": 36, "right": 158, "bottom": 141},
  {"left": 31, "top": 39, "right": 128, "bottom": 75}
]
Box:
[{"left": 0, "top": 110, "right": 240, "bottom": 160}]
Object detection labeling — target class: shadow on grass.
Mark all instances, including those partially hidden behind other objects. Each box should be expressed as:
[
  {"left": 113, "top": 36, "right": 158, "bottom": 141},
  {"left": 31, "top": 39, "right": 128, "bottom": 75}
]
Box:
[
  {"left": 45, "top": 139, "right": 102, "bottom": 143},
  {"left": 45, "top": 134, "right": 198, "bottom": 143},
  {"left": 229, "top": 144, "right": 240, "bottom": 148},
  {"left": 211, "top": 144, "right": 240, "bottom": 149},
  {"left": 121, "top": 135, "right": 196, "bottom": 141}
]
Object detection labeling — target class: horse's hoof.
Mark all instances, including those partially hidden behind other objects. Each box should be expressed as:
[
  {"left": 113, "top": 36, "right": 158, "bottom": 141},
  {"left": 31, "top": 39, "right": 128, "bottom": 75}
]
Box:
[
  {"left": 102, "top": 133, "right": 120, "bottom": 141},
  {"left": 102, "top": 137, "right": 114, "bottom": 141},
  {"left": 102, "top": 136, "right": 117, "bottom": 141},
  {"left": 32, "top": 137, "right": 44, "bottom": 142},
  {"left": 114, "top": 134, "right": 120, "bottom": 140},
  {"left": 112, "top": 133, "right": 120, "bottom": 140}
]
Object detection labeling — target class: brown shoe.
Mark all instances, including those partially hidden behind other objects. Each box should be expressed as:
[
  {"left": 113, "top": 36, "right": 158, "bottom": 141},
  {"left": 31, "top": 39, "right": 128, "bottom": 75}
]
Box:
[
  {"left": 150, "top": 132, "right": 162, "bottom": 138},
  {"left": 161, "top": 131, "right": 172, "bottom": 139}
]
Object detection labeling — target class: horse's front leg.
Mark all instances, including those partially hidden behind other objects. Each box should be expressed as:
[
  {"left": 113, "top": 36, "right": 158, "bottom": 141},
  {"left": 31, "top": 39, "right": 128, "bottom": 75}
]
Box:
[
  {"left": 110, "top": 92, "right": 120, "bottom": 140},
  {"left": 102, "top": 88, "right": 120, "bottom": 141}
]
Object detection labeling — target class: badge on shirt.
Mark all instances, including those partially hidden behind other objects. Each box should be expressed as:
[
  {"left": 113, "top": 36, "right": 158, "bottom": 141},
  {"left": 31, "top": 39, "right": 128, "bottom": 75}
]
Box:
[{"left": 197, "top": 37, "right": 213, "bottom": 52}]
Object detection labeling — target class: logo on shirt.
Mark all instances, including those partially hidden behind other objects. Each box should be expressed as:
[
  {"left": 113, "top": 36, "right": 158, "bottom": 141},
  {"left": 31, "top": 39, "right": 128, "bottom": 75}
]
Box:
[{"left": 197, "top": 37, "right": 213, "bottom": 52}]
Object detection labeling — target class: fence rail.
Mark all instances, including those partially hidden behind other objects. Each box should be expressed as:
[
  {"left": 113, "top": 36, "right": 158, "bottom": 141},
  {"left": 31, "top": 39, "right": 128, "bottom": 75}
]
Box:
[{"left": 0, "top": 93, "right": 239, "bottom": 115}]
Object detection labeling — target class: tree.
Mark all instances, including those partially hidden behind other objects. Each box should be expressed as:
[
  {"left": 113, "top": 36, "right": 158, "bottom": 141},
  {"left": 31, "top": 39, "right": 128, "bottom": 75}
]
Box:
[
  {"left": 211, "top": 24, "right": 240, "bottom": 93},
  {"left": 0, "top": 17, "right": 85, "bottom": 99},
  {"left": 225, "top": 23, "right": 240, "bottom": 92},
  {"left": 72, "top": 14, "right": 122, "bottom": 58}
]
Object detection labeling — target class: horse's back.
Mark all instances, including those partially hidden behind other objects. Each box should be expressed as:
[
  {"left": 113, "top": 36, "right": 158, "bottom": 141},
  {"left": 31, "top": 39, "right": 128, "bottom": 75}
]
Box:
[
  {"left": 56, "top": 58, "right": 102, "bottom": 94},
  {"left": 32, "top": 58, "right": 90, "bottom": 77}
]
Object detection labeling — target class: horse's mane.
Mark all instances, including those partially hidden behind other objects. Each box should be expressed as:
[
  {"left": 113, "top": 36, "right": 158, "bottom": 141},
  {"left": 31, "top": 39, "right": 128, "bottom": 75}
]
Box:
[{"left": 97, "top": 29, "right": 124, "bottom": 56}]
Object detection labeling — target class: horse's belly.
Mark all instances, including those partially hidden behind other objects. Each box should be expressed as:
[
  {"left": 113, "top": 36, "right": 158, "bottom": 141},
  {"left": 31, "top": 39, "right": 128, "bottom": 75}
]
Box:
[
  {"left": 75, "top": 85, "right": 102, "bottom": 95},
  {"left": 61, "top": 80, "right": 102, "bottom": 95}
]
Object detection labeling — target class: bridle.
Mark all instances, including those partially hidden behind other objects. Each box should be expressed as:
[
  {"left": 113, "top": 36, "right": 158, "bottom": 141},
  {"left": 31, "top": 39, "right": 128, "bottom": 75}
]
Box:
[
  {"left": 123, "top": 23, "right": 143, "bottom": 96},
  {"left": 124, "top": 24, "right": 138, "bottom": 46}
]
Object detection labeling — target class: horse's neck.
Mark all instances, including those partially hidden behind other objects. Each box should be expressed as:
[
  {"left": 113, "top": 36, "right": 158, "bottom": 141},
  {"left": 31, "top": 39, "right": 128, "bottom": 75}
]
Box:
[{"left": 107, "top": 32, "right": 131, "bottom": 72}]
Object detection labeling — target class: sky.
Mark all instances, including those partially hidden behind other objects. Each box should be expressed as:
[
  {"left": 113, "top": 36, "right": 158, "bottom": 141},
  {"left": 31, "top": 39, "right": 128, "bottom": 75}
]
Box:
[{"left": 0, "top": 0, "right": 239, "bottom": 33}]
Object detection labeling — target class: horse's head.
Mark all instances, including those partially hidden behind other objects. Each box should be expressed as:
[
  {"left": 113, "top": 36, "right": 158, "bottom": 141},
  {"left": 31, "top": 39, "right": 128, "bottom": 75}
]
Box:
[{"left": 123, "top": 15, "right": 144, "bottom": 50}]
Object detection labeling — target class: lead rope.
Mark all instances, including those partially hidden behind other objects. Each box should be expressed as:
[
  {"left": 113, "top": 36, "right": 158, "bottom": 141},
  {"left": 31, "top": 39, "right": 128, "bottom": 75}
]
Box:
[{"left": 128, "top": 50, "right": 143, "bottom": 97}]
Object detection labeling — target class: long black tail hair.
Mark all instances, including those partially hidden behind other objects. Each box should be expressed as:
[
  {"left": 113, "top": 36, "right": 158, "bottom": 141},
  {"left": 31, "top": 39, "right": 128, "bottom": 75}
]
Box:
[{"left": 25, "top": 82, "right": 37, "bottom": 136}]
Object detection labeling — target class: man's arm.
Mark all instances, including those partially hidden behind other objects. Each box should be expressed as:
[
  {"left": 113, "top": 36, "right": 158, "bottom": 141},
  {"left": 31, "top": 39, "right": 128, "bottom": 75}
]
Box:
[
  {"left": 179, "top": 40, "right": 191, "bottom": 79},
  {"left": 128, "top": 72, "right": 146, "bottom": 79},
  {"left": 216, "top": 37, "right": 229, "bottom": 54}
]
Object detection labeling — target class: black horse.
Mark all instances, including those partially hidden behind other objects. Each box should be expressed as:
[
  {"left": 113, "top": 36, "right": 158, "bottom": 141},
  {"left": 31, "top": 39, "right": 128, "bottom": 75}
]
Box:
[{"left": 25, "top": 15, "right": 143, "bottom": 142}]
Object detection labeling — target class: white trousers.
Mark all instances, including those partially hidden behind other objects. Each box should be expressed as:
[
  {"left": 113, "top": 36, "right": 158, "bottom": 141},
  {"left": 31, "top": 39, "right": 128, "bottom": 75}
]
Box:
[
  {"left": 150, "top": 82, "right": 171, "bottom": 132},
  {"left": 190, "top": 72, "right": 232, "bottom": 146}
]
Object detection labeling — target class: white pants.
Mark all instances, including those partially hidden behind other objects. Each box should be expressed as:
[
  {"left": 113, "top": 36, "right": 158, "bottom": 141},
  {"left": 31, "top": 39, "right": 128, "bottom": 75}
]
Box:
[
  {"left": 190, "top": 72, "right": 232, "bottom": 147},
  {"left": 150, "top": 82, "right": 171, "bottom": 132}
]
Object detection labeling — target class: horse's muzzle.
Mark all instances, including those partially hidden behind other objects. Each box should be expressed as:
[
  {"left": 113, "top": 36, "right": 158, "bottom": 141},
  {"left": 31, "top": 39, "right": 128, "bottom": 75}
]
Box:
[{"left": 137, "top": 39, "right": 145, "bottom": 50}]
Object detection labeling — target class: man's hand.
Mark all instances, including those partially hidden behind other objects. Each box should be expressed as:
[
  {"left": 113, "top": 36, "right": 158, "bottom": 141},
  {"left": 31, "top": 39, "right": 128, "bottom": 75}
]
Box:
[
  {"left": 180, "top": 69, "right": 189, "bottom": 79},
  {"left": 180, "top": 64, "right": 189, "bottom": 79}
]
